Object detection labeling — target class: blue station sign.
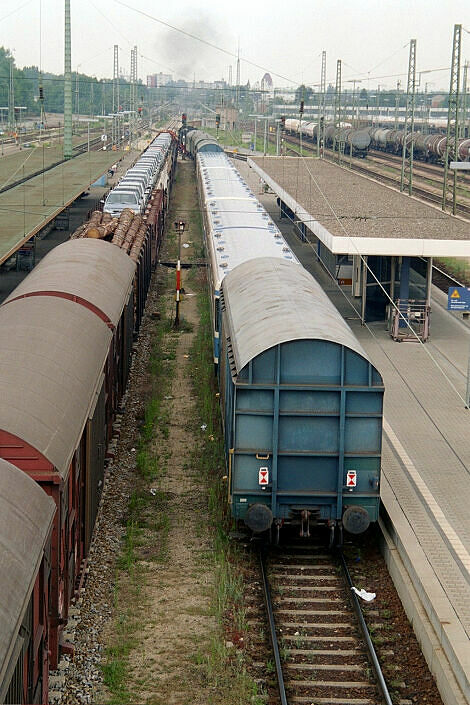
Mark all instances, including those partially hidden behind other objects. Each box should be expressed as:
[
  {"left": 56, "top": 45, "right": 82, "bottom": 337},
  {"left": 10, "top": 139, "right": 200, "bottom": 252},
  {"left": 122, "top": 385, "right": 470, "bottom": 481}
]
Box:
[{"left": 448, "top": 287, "right": 470, "bottom": 311}]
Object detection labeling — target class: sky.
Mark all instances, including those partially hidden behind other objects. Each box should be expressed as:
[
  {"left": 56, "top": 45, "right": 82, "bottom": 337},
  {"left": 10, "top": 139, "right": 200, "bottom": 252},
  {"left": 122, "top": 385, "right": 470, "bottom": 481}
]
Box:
[{"left": 0, "top": 0, "right": 469, "bottom": 92}]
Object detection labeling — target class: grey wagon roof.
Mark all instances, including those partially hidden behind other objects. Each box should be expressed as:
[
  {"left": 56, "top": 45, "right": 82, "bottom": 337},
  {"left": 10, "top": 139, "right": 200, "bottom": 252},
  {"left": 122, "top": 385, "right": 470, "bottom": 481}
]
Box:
[
  {"left": 198, "top": 152, "right": 299, "bottom": 290},
  {"left": 0, "top": 458, "right": 55, "bottom": 695},
  {"left": 222, "top": 258, "right": 370, "bottom": 374},
  {"left": 0, "top": 296, "right": 112, "bottom": 477},
  {"left": 4, "top": 239, "right": 136, "bottom": 327}
]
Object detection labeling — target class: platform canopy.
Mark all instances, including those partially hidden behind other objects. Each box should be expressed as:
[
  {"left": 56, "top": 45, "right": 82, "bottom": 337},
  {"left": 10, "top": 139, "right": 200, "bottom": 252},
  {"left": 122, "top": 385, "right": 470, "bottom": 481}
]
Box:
[{"left": 249, "top": 156, "right": 470, "bottom": 257}]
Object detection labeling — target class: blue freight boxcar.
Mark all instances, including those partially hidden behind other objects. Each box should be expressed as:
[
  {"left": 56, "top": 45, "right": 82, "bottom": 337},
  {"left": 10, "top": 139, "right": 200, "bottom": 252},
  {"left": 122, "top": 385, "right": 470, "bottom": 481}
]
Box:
[
  {"left": 186, "top": 129, "right": 223, "bottom": 156},
  {"left": 219, "top": 257, "right": 384, "bottom": 542}
]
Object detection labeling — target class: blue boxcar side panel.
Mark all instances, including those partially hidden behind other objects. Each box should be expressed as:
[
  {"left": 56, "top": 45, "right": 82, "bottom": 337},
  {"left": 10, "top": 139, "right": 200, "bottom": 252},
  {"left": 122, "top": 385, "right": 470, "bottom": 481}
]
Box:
[
  {"left": 344, "top": 417, "right": 382, "bottom": 454},
  {"left": 235, "top": 415, "right": 272, "bottom": 450},
  {"left": 280, "top": 390, "right": 340, "bottom": 413},
  {"left": 228, "top": 339, "right": 384, "bottom": 528},
  {"left": 278, "top": 417, "right": 339, "bottom": 453},
  {"left": 280, "top": 340, "right": 341, "bottom": 384},
  {"left": 277, "top": 456, "right": 338, "bottom": 492}
]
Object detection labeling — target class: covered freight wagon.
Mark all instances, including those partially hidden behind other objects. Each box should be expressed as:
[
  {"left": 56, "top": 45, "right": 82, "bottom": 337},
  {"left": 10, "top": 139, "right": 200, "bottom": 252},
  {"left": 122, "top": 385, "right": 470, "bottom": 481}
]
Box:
[
  {"left": 219, "top": 258, "right": 384, "bottom": 542},
  {"left": 0, "top": 459, "right": 55, "bottom": 705}
]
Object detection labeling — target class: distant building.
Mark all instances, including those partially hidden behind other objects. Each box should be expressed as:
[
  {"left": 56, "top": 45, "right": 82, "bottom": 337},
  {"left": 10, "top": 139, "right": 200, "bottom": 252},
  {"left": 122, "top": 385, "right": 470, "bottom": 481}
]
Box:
[
  {"left": 147, "top": 72, "right": 172, "bottom": 88},
  {"left": 431, "top": 95, "right": 447, "bottom": 108},
  {"left": 217, "top": 106, "right": 238, "bottom": 129},
  {"left": 261, "top": 73, "right": 274, "bottom": 97}
]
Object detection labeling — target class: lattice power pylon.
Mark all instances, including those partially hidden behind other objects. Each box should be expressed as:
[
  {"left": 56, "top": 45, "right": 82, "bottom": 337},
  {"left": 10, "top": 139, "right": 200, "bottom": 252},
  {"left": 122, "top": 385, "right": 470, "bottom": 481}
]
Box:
[
  {"left": 112, "top": 45, "right": 119, "bottom": 147},
  {"left": 442, "top": 24, "right": 462, "bottom": 214},
  {"left": 460, "top": 60, "right": 468, "bottom": 139},
  {"left": 8, "top": 58, "right": 15, "bottom": 130},
  {"left": 400, "top": 39, "right": 417, "bottom": 195},
  {"left": 333, "top": 60, "right": 343, "bottom": 161},
  {"left": 130, "top": 46, "right": 137, "bottom": 116},
  {"left": 317, "top": 50, "right": 326, "bottom": 158},
  {"left": 63, "top": 0, "right": 73, "bottom": 159}
]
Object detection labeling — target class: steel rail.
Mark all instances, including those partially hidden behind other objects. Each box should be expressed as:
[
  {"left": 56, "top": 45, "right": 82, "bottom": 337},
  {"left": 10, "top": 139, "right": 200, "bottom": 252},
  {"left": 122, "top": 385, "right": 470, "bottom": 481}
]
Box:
[
  {"left": 259, "top": 548, "right": 288, "bottom": 705},
  {"left": 339, "top": 550, "right": 393, "bottom": 705}
]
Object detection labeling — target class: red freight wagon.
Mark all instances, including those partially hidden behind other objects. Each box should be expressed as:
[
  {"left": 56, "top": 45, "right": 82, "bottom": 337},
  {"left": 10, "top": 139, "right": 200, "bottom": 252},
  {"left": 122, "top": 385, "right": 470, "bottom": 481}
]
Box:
[{"left": 0, "top": 458, "right": 55, "bottom": 704}]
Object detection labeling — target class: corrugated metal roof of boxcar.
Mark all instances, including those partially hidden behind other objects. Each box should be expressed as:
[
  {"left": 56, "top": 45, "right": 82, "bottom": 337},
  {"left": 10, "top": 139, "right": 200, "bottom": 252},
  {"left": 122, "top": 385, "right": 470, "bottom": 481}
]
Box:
[
  {"left": 0, "top": 296, "right": 112, "bottom": 478},
  {"left": 0, "top": 458, "right": 55, "bottom": 692},
  {"left": 199, "top": 154, "right": 299, "bottom": 288},
  {"left": 189, "top": 131, "right": 222, "bottom": 153},
  {"left": 3, "top": 239, "right": 136, "bottom": 328},
  {"left": 222, "top": 258, "right": 370, "bottom": 374}
]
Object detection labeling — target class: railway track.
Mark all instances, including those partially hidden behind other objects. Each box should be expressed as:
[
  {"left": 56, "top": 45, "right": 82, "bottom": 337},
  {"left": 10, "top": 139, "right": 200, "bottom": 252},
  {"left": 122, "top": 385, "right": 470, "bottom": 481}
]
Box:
[
  {"left": 431, "top": 260, "right": 466, "bottom": 291},
  {"left": 259, "top": 539, "right": 393, "bottom": 705}
]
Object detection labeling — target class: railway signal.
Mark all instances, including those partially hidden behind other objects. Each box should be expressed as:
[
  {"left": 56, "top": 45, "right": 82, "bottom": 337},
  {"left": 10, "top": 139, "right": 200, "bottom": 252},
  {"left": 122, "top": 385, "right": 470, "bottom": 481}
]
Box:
[{"left": 173, "top": 220, "right": 186, "bottom": 326}]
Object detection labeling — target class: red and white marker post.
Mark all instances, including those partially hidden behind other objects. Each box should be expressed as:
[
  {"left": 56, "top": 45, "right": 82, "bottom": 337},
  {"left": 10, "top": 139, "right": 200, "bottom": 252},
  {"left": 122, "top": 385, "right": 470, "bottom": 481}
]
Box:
[{"left": 174, "top": 220, "right": 185, "bottom": 326}]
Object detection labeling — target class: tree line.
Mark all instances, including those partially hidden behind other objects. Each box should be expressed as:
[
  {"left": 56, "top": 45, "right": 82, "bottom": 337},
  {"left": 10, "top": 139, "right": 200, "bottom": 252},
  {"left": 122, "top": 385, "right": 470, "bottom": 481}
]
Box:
[{"left": 0, "top": 46, "right": 151, "bottom": 120}]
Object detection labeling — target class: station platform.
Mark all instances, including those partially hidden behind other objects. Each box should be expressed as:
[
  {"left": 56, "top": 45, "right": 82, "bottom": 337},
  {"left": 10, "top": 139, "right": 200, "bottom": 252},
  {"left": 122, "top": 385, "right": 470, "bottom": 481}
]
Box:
[
  {"left": 0, "top": 148, "right": 127, "bottom": 265},
  {"left": 235, "top": 157, "right": 470, "bottom": 705},
  {"left": 0, "top": 131, "right": 102, "bottom": 188},
  {"left": 0, "top": 147, "right": 140, "bottom": 302}
]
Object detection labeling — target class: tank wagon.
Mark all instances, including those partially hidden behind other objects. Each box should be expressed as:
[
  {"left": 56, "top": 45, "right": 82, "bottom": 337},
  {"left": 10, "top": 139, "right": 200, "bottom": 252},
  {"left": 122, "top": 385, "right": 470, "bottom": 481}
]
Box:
[
  {"left": 285, "top": 118, "right": 470, "bottom": 163},
  {"left": 186, "top": 129, "right": 223, "bottom": 157},
  {"left": 369, "top": 127, "right": 470, "bottom": 163},
  {"left": 291, "top": 118, "right": 369, "bottom": 155},
  {"left": 285, "top": 120, "right": 370, "bottom": 157},
  {"left": 0, "top": 459, "right": 55, "bottom": 705},
  {"left": 219, "top": 258, "right": 384, "bottom": 542},
  {"left": 196, "top": 151, "right": 298, "bottom": 364}
]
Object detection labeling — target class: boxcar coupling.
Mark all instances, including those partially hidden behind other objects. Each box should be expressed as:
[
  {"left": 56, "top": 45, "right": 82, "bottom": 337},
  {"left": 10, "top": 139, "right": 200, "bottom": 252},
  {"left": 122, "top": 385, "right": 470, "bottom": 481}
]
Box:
[{"left": 193, "top": 140, "right": 384, "bottom": 540}]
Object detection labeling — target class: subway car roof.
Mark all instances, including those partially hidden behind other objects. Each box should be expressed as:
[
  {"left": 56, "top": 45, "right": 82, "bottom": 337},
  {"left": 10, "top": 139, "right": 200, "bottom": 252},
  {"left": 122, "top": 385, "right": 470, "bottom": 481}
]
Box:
[
  {"left": 0, "top": 458, "right": 55, "bottom": 697},
  {"left": 221, "top": 257, "right": 374, "bottom": 375},
  {"left": 4, "top": 239, "right": 136, "bottom": 328}
]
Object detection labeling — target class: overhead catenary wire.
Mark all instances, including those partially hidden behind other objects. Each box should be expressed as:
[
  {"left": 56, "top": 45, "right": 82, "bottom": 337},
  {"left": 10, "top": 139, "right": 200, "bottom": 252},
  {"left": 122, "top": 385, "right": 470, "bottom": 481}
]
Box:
[{"left": 0, "top": 0, "right": 35, "bottom": 24}]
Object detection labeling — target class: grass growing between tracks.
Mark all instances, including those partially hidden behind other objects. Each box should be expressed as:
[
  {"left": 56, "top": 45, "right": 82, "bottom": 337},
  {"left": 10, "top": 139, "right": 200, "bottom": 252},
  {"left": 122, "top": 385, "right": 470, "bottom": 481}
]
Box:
[
  {"left": 101, "top": 279, "right": 178, "bottom": 704},
  {"left": 187, "top": 278, "right": 267, "bottom": 705},
  {"left": 102, "top": 161, "right": 264, "bottom": 705},
  {"left": 205, "top": 126, "right": 278, "bottom": 155},
  {"left": 435, "top": 257, "right": 470, "bottom": 285}
]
